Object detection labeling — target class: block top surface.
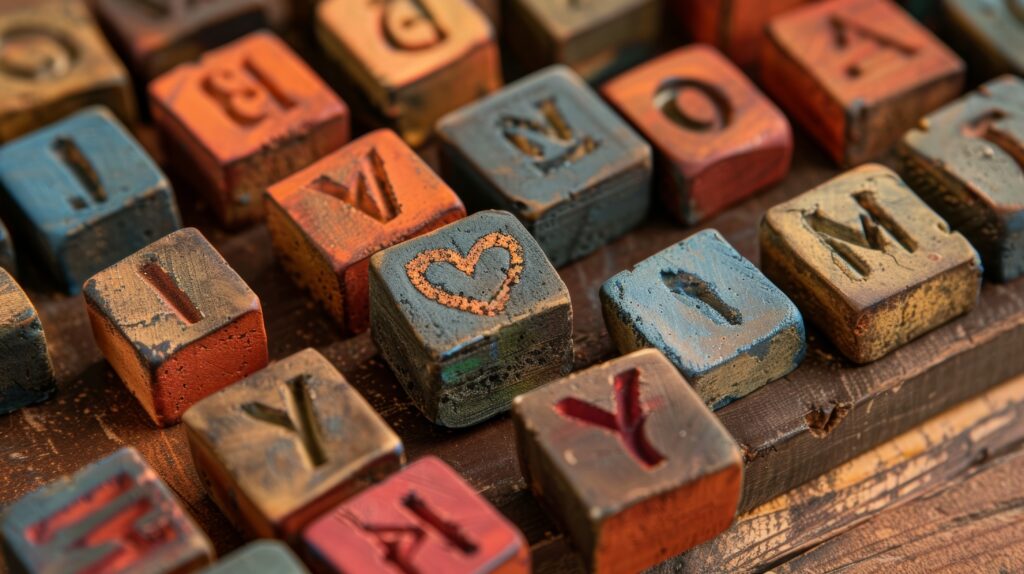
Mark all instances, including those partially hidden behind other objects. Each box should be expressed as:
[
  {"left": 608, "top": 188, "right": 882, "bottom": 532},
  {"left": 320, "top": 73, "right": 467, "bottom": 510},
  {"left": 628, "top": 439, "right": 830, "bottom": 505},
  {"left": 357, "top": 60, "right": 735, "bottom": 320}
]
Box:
[
  {"left": 0, "top": 267, "right": 38, "bottom": 331},
  {"left": 513, "top": 0, "right": 655, "bottom": 39},
  {"left": 199, "top": 540, "right": 309, "bottom": 574},
  {"left": 944, "top": 0, "right": 1024, "bottom": 72}
]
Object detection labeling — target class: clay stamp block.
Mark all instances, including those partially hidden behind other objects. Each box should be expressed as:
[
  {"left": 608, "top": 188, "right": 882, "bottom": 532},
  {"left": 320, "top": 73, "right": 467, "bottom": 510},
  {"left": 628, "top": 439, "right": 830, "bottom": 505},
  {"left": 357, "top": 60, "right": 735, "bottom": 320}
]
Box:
[
  {"left": 149, "top": 30, "right": 349, "bottom": 227},
  {"left": 199, "top": 540, "right": 309, "bottom": 574},
  {"left": 266, "top": 128, "right": 466, "bottom": 335},
  {"left": 602, "top": 44, "right": 792, "bottom": 225},
  {"left": 437, "top": 65, "right": 652, "bottom": 267},
  {"left": 760, "top": 163, "right": 981, "bottom": 363},
  {"left": 761, "top": 0, "right": 964, "bottom": 166},
  {"left": 672, "top": 0, "right": 811, "bottom": 69},
  {"left": 1, "top": 447, "right": 214, "bottom": 574},
  {"left": 0, "top": 218, "right": 14, "bottom": 273},
  {"left": 0, "top": 268, "right": 55, "bottom": 415},
  {"left": 0, "top": 0, "right": 135, "bottom": 143},
  {"left": 302, "top": 456, "right": 530, "bottom": 574},
  {"left": 512, "top": 349, "right": 743, "bottom": 573},
  {"left": 601, "top": 229, "right": 806, "bottom": 409},
  {"left": 0, "top": 106, "right": 182, "bottom": 293},
  {"left": 369, "top": 210, "right": 573, "bottom": 427},
  {"left": 316, "top": 0, "right": 500, "bottom": 147},
  {"left": 900, "top": 75, "right": 1024, "bottom": 282},
  {"left": 942, "top": 0, "right": 1024, "bottom": 79},
  {"left": 183, "top": 348, "right": 404, "bottom": 541},
  {"left": 83, "top": 228, "right": 269, "bottom": 427},
  {"left": 504, "top": 0, "right": 660, "bottom": 83}
]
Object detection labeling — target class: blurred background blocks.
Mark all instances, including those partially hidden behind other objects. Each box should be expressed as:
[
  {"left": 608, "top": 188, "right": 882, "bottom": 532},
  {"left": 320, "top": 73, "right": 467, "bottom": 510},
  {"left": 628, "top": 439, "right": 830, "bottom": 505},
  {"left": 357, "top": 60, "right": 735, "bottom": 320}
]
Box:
[
  {"left": 0, "top": 268, "right": 55, "bottom": 415},
  {"left": 198, "top": 541, "right": 309, "bottom": 574},
  {"left": 942, "top": 0, "right": 1024, "bottom": 80},
  {"left": 672, "top": 0, "right": 810, "bottom": 69}
]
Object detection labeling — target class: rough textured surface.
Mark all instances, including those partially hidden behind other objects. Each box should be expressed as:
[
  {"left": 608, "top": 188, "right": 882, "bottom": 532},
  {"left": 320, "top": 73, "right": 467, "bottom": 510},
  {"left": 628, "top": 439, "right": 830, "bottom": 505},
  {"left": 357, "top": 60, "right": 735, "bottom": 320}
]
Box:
[
  {"left": 149, "top": 31, "right": 349, "bottom": 227},
  {"left": 83, "top": 228, "right": 268, "bottom": 427},
  {"left": 0, "top": 269, "right": 55, "bottom": 415},
  {"left": 602, "top": 229, "right": 805, "bottom": 409},
  {"left": 0, "top": 447, "right": 213, "bottom": 574},
  {"left": 900, "top": 74, "right": 1024, "bottom": 282},
  {"left": 437, "top": 65, "right": 652, "bottom": 267},
  {"left": 0, "top": 106, "right": 181, "bottom": 294},
  {"left": 0, "top": 218, "right": 14, "bottom": 275},
  {"left": 761, "top": 163, "right": 981, "bottom": 363},
  {"left": 199, "top": 540, "right": 308, "bottom": 574},
  {"left": 266, "top": 128, "right": 466, "bottom": 335},
  {"left": 514, "top": 349, "right": 742, "bottom": 574},
  {"left": 370, "top": 210, "right": 573, "bottom": 427},
  {"left": 183, "top": 348, "right": 403, "bottom": 542},
  {"left": 302, "top": 456, "right": 530, "bottom": 574},
  {"left": 602, "top": 44, "right": 792, "bottom": 225},
  {"left": 671, "top": 0, "right": 811, "bottom": 69},
  {"left": 942, "top": 0, "right": 1024, "bottom": 81},
  {"left": 762, "top": 0, "right": 964, "bottom": 166},
  {"left": 316, "top": 0, "right": 501, "bottom": 148}
]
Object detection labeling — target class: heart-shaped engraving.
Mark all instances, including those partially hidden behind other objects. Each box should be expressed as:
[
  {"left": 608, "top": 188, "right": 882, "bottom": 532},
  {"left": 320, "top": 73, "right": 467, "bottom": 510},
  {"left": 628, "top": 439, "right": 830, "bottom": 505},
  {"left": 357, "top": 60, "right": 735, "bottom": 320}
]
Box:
[{"left": 405, "top": 232, "right": 525, "bottom": 317}]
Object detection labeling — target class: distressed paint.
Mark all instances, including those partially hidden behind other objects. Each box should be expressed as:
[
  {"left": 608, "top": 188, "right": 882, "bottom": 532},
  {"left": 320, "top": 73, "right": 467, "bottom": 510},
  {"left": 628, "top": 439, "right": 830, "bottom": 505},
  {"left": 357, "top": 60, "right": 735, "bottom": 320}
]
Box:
[
  {"left": 942, "top": 0, "right": 1024, "bottom": 80},
  {"left": 0, "top": 268, "right": 55, "bottom": 415},
  {"left": 198, "top": 541, "right": 308, "bottom": 574}
]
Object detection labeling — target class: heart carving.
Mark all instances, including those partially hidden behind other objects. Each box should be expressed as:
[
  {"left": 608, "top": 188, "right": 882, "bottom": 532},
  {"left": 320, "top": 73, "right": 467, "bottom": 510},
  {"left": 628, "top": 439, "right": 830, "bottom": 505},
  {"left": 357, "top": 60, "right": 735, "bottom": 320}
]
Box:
[{"left": 405, "top": 232, "right": 525, "bottom": 317}]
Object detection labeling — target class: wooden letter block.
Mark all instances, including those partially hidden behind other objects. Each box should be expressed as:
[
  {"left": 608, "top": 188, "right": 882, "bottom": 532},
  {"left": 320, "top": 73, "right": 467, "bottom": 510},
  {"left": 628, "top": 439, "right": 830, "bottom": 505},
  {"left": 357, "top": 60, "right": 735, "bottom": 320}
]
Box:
[
  {"left": 266, "top": 128, "right": 466, "bottom": 335},
  {"left": 760, "top": 163, "right": 981, "bottom": 363},
  {"left": 512, "top": 349, "right": 743, "bottom": 573},
  {"left": 369, "top": 210, "right": 573, "bottom": 427},
  {"left": 672, "top": 0, "right": 811, "bottom": 69},
  {"left": 199, "top": 541, "right": 308, "bottom": 574},
  {"left": 602, "top": 44, "right": 792, "bottom": 225},
  {"left": 0, "top": 447, "right": 214, "bottom": 574},
  {"left": 150, "top": 31, "right": 349, "bottom": 227},
  {"left": 0, "top": 268, "right": 55, "bottom": 415},
  {"left": 900, "top": 75, "right": 1024, "bottom": 282},
  {"left": 761, "top": 0, "right": 964, "bottom": 166},
  {"left": 0, "top": 0, "right": 135, "bottom": 143},
  {"left": 0, "top": 106, "right": 182, "bottom": 293},
  {"left": 505, "top": 0, "right": 660, "bottom": 82},
  {"left": 437, "top": 66, "right": 652, "bottom": 267},
  {"left": 83, "top": 228, "right": 269, "bottom": 427},
  {"left": 942, "top": 0, "right": 1024, "bottom": 79},
  {"left": 0, "top": 217, "right": 14, "bottom": 273},
  {"left": 601, "top": 229, "right": 806, "bottom": 409},
  {"left": 183, "top": 348, "right": 404, "bottom": 541},
  {"left": 316, "top": 0, "right": 500, "bottom": 147},
  {"left": 302, "top": 456, "right": 530, "bottom": 574}
]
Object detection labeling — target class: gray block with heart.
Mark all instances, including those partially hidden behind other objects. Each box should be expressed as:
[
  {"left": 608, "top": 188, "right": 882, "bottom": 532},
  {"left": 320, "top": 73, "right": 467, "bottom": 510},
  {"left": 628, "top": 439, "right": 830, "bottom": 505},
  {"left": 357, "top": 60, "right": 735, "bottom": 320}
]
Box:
[{"left": 369, "top": 210, "right": 574, "bottom": 427}]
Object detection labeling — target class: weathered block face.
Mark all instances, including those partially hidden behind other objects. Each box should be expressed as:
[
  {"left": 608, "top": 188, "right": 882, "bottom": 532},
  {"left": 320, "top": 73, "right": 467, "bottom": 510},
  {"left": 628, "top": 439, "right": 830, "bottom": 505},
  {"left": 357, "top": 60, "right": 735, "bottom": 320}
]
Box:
[
  {"left": 149, "top": 31, "right": 349, "bottom": 227},
  {"left": 302, "top": 456, "right": 530, "bottom": 574},
  {"left": 0, "top": 448, "right": 213, "bottom": 574},
  {"left": 437, "top": 66, "right": 651, "bottom": 267},
  {"left": 900, "top": 75, "right": 1024, "bottom": 282},
  {"left": 0, "top": 268, "right": 55, "bottom": 415},
  {"left": 672, "top": 0, "right": 811, "bottom": 69},
  {"left": 369, "top": 210, "right": 573, "bottom": 427},
  {"left": 761, "top": 0, "right": 964, "bottom": 166},
  {"left": 0, "top": 218, "right": 14, "bottom": 274},
  {"left": 760, "top": 163, "right": 982, "bottom": 363},
  {"left": 942, "top": 0, "right": 1024, "bottom": 80},
  {"left": 0, "top": 0, "right": 135, "bottom": 143},
  {"left": 602, "top": 44, "right": 792, "bottom": 225},
  {"left": 316, "top": 0, "right": 500, "bottom": 147},
  {"left": 265, "top": 129, "right": 466, "bottom": 335},
  {"left": 0, "top": 107, "right": 181, "bottom": 293},
  {"left": 512, "top": 349, "right": 743, "bottom": 574},
  {"left": 198, "top": 541, "right": 309, "bottom": 574},
  {"left": 83, "top": 228, "right": 268, "bottom": 427}
]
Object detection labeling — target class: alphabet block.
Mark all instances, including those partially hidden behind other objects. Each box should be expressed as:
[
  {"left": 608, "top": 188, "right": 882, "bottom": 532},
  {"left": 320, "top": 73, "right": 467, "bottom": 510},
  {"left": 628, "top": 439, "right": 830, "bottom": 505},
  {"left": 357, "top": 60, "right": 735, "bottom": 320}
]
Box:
[
  {"left": 0, "top": 218, "right": 14, "bottom": 273},
  {"left": 1, "top": 447, "right": 214, "bottom": 574},
  {"left": 602, "top": 44, "right": 792, "bottom": 225},
  {"left": 504, "top": 0, "right": 660, "bottom": 82},
  {"left": 0, "top": 106, "right": 181, "bottom": 293},
  {"left": 316, "top": 0, "right": 500, "bottom": 147},
  {"left": 183, "top": 348, "right": 404, "bottom": 541},
  {"left": 601, "top": 229, "right": 805, "bottom": 409},
  {"left": 761, "top": 0, "right": 964, "bottom": 166},
  {"left": 150, "top": 31, "right": 349, "bottom": 227},
  {"left": 760, "top": 163, "right": 981, "bottom": 363},
  {"left": 302, "top": 456, "right": 530, "bottom": 574},
  {"left": 942, "top": 0, "right": 1024, "bottom": 79},
  {"left": 671, "top": 0, "right": 811, "bottom": 69},
  {"left": 0, "top": 268, "right": 55, "bottom": 415},
  {"left": 900, "top": 75, "right": 1024, "bottom": 282},
  {"left": 512, "top": 349, "right": 743, "bottom": 574},
  {"left": 437, "top": 65, "right": 652, "bottom": 267},
  {"left": 369, "top": 210, "right": 573, "bottom": 427},
  {"left": 199, "top": 541, "right": 309, "bottom": 574},
  {"left": 83, "top": 228, "right": 269, "bottom": 427},
  {"left": 0, "top": 0, "right": 135, "bottom": 143},
  {"left": 266, "top": 128, "right": 466, "bottom": 335}
]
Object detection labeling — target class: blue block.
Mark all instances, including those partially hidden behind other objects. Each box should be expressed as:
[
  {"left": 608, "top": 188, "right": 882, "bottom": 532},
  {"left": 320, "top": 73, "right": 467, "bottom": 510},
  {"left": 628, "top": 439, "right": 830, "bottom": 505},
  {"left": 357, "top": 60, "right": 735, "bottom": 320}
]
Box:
[
  {"left": 199, "top": 541, "right": 309, "bottom": 573},
  {"left": 0, "top": 106, "right": 181, "bottom": 293},
  {"left": 601, "top": 229, "right": 806, "bottom": 409}
]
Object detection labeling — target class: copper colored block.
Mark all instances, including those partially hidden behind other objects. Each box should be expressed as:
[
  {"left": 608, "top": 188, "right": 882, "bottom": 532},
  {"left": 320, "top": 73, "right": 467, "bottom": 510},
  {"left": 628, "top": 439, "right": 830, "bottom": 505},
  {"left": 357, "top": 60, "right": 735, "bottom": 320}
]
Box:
[
  {"left": 266, "top": 128, "right": 465, "bottom": 335},
  {"left": 316, "top": 0, "right": 501, "bottom": 147},
  {"left": 602, "top": 44, "right": 792, "bottom": 224},
  {"left": 149, "top": 30, "right": 349, "bottom": 228},
  {"left": 761, "top": 0, "right": 964, "bottom": 166},
  {"left": 672, "top": 0, "right": 810, "bottom": 69},
  {"left": 83, "top": 228, "right": 269, "bottom": 427}
]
